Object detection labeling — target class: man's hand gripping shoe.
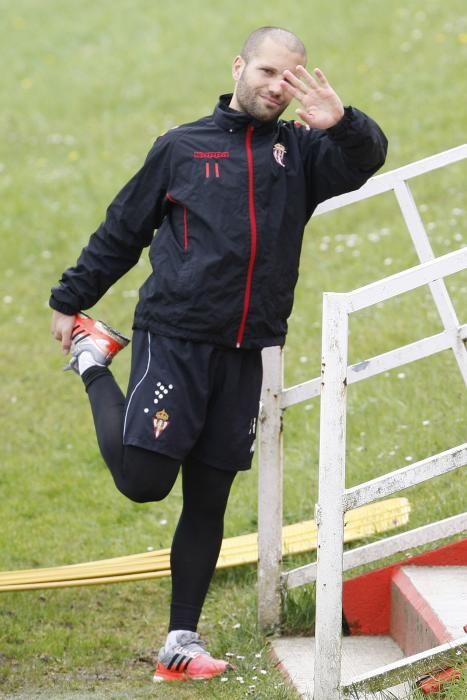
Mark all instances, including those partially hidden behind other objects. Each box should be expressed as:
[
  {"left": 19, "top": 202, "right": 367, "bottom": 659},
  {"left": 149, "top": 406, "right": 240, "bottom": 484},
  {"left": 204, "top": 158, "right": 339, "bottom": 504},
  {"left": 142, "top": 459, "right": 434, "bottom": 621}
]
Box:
[{"left": 64, "top": 312, "right": 130, "bottom": 374}]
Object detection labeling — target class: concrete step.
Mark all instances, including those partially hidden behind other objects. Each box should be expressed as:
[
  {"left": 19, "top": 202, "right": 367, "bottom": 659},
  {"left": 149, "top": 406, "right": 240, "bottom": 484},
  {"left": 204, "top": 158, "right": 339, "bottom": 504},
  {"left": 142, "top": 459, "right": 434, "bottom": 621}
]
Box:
[
  {"left": 391, "top": 565, "right": 467, "bottom": 655},
  {"left": 272, "top": 559, "right": 467, "bottom": 697},
  {"left": 271, "top": 636, "right": 407, "bottom": 699}
]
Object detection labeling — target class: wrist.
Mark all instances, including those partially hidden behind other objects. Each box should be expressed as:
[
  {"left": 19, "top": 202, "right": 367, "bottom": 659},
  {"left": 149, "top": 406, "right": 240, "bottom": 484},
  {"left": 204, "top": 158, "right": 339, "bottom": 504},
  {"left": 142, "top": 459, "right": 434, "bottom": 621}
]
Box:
[
  {"left": 326, "top": 106, "right": 353, "bottom": 135},
  {"left": 331, "top": 104, "right": 345, "bottom": 127}
]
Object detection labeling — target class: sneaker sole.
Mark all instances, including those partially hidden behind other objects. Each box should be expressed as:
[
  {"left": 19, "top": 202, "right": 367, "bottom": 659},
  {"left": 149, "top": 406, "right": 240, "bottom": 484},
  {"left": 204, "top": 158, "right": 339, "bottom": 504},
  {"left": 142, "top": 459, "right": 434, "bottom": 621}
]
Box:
[{"left": 153, "top": 663, "right": 231, "bottom": 683}]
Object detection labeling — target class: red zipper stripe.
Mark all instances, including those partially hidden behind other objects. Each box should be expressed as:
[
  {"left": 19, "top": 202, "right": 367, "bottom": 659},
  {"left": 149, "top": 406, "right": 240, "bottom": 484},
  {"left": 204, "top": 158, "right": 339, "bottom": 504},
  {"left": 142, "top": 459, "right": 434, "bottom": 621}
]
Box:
[
  {"left": 236, "top": 125, "right": 258, "bottom": 347},
  {"left": 183, "top": 205, "right": 188, "bottom": 250},
  {"left": 166, "top": 193, "right": 188, "bottom": 251},
  {"left": 214, "top": 162, "right": 220, "bottom": 178},
  {"left": 205, "top": 161, "right": 210, "bottom": 178}
]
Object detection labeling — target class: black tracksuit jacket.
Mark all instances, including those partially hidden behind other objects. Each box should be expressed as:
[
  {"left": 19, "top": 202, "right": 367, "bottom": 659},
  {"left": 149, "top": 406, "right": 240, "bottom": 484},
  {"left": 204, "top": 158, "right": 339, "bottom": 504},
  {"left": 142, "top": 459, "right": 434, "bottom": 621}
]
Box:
[{"left": 50, "top": 94, "right": 388, "bottom": 349}]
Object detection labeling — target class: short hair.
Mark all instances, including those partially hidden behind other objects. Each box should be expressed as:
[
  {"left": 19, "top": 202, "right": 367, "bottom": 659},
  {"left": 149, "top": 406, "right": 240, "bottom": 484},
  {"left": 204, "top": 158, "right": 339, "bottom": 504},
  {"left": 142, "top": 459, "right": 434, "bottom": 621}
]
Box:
[{"left": 240, "top": 27, "right": 307, "bottom": 64}]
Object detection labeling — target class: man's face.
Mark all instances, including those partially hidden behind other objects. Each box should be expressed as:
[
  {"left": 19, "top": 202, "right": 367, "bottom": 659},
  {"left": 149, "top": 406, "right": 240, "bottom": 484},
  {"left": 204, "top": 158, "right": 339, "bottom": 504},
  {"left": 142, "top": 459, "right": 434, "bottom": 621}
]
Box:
[{"left": 230, "top": 37, "right": 305, "bottom": 122}]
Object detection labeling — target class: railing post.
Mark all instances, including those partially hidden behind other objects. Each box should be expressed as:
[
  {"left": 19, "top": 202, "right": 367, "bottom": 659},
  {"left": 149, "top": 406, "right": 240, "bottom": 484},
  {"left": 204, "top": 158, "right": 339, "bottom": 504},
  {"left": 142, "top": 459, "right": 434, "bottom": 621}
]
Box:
[
  {"left": 314, "top": 294, "right": 349, "bottom": 700},
  {"left": 257, "top": 346, "right": 284, "bottom": 632}
]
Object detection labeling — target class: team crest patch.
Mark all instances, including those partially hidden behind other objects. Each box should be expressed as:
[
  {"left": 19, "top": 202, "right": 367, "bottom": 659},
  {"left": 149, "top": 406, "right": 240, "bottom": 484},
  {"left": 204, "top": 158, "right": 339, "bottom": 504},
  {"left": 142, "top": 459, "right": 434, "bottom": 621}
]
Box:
[
  {"left": 273, "top": 143, "right": 287, "bottom": 167},
  {"left": 153, "top": 409, "right": 170, "bottom": 439}
]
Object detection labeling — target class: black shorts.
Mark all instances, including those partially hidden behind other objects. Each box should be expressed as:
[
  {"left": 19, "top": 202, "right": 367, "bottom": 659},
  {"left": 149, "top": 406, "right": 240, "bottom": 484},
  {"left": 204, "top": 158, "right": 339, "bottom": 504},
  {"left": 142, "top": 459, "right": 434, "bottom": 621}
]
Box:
[{"left": 122, "top": 332, "right": 263, "bottom": 471}]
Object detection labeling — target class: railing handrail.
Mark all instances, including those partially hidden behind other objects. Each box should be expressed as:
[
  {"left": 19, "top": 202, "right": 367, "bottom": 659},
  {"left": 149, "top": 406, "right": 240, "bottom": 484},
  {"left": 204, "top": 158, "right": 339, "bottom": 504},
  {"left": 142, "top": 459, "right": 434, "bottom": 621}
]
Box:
[{"left": 313, "top": 143, "right": 467, "bottom": 217}]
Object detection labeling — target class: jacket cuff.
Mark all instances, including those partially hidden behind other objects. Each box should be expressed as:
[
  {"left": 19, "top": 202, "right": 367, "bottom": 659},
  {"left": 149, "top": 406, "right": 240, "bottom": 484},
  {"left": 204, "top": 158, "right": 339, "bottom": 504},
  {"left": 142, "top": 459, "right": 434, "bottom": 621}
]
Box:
[
  {"left": 326, "top": 106, "right": 354, "bottom": 137},
  {"left": 49, "top": 295, "right": 79, "bottom": 316}
]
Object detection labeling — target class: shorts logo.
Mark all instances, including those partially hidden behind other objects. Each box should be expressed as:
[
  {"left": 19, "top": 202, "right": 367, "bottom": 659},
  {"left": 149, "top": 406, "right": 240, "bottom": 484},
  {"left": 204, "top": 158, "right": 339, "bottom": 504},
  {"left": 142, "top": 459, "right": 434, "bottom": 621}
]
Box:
[
  {"left": 154, "top": 381, "right": 174, "bottom": 405},
  {"left": 153, "top": 409, "right": 170, "bottom": 439},
  {"left": 273, "top": 143, "right": 287, "bottom": 167}
]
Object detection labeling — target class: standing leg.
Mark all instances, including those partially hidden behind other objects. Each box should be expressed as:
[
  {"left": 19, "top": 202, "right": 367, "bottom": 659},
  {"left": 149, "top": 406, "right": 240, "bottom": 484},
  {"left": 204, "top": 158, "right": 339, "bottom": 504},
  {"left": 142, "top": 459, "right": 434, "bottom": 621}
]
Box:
[
  {"left": 169, "top": 457, "right": 236, "bottom": 632},
  {"left": 153, "top": 458, "right": 236, "bottom": 682}
]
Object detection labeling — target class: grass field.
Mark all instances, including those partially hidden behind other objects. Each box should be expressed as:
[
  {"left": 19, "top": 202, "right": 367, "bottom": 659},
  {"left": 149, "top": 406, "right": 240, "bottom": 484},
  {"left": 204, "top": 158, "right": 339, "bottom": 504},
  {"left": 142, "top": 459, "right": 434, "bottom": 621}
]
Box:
[{"left": 1, "top": 0, "right": 466, "bottom": 697}]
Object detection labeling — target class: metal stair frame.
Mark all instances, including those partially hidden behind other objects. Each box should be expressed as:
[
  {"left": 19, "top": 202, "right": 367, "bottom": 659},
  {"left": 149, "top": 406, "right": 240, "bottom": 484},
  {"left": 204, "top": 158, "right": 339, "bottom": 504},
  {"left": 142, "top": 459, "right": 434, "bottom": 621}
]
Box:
[{"left": 257, "top": 146, "right": 467, "bottom": 698}]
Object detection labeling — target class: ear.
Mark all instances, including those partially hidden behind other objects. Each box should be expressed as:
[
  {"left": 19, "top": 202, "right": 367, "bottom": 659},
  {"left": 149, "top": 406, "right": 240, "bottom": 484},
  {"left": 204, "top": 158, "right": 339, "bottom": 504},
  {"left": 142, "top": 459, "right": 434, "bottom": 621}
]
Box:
[{"left": 232, "top": 55, "right": 245, "bottom": 82}]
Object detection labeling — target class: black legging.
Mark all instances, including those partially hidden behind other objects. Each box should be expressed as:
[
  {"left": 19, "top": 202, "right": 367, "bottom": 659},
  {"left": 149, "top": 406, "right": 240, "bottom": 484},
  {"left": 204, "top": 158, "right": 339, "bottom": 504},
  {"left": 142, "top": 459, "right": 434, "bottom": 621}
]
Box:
[{"left": 82, "top": 365, "right": 236, "bottom": 632}]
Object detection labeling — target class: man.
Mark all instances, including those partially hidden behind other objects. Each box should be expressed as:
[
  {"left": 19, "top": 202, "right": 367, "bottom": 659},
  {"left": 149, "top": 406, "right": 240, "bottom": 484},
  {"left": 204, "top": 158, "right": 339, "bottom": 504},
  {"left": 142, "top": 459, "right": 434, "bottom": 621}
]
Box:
[{"left": 50, "top": 26, "right": 387, "bottom": 682}]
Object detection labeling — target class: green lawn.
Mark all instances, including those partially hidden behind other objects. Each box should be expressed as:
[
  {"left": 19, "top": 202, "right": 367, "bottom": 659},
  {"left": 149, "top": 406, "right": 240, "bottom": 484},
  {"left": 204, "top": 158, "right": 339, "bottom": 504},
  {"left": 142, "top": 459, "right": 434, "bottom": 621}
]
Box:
[{"left": 1, "top": 0, "right": 466, "bottom": 698}]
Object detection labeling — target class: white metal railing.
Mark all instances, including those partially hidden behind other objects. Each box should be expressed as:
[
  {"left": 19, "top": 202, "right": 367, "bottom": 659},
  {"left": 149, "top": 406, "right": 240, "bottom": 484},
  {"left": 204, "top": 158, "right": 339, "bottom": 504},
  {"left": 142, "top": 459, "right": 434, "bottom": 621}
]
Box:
[
  {"left": 257, "top": 146, "right": 467, "bottom": 697},
  {"left": 314, "top": 254, "right": 467, "bottom": 699}
]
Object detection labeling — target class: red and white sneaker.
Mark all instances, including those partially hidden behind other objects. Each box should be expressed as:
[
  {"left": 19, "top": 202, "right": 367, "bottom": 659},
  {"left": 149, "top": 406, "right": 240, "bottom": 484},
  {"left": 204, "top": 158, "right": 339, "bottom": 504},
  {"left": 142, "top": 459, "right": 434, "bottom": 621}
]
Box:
[
  {"left": 64, "top": 312, "right": 130, "bottom": 373},
  {"left": 153, "top": 631, "right": 231, "bottom": 682}
]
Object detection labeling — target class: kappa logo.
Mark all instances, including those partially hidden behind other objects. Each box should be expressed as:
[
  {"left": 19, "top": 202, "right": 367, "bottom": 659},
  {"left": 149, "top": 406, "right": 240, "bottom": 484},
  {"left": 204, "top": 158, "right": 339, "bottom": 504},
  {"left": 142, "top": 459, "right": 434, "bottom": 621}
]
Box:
[
  {"left": 273, "top": 143, "right": 287, "bottom": 167},
  {"left": 153, "top": 409, "right": 170, "bottom": 439},
  {"left": 193, "top": 151, "right": 230, "bottom": 159}
]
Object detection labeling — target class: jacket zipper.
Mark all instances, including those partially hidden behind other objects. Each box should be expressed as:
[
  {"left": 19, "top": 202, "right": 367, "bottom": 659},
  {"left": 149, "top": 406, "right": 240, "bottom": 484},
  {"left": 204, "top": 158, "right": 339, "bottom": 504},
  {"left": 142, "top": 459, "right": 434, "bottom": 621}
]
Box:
[{"left": 236, "top": 125, "right": 258, "bottom": 347}]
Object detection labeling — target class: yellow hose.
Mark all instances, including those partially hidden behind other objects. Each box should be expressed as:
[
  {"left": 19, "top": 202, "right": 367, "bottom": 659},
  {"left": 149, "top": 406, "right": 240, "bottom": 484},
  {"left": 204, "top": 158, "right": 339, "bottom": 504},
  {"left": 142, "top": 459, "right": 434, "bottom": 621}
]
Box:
[{"left": 0, "top": 498, "right": 409, "bottom": 591}]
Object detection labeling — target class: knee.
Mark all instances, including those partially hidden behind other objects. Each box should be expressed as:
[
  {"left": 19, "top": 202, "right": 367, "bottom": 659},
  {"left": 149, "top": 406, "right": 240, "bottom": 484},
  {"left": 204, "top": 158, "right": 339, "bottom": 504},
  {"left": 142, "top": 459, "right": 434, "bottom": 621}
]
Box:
[
  {"left": 116, "top": 446, "right": 180, "bottom": 503},
  {"left": 115, "top": 477, "right": 172, "bottom": 504}
]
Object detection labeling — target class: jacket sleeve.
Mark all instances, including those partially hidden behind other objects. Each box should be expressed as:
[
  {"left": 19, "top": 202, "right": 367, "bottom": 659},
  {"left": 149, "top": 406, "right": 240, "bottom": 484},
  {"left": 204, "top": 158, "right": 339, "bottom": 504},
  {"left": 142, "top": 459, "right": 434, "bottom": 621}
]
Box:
[
  {"left": 49, "top": 134, "right": 172, "bottom": 315},
  {"left": 300, "top": 106, "right": 388, "bottom": 219}
]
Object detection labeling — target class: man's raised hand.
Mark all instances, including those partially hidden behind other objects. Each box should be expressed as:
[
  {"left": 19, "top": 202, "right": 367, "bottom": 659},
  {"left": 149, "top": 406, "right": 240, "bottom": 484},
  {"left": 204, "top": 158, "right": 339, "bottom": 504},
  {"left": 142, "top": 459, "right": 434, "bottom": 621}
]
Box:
[{"left": 281, "top": 66, "right": 344, "bottom": 130}]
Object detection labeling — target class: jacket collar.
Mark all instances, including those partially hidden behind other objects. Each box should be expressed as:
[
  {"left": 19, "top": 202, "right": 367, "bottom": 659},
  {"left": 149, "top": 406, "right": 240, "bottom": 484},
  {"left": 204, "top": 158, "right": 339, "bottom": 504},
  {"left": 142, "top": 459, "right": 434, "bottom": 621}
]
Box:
[{"left": 213, "top": 94, "right": 278, "bottom": 133}]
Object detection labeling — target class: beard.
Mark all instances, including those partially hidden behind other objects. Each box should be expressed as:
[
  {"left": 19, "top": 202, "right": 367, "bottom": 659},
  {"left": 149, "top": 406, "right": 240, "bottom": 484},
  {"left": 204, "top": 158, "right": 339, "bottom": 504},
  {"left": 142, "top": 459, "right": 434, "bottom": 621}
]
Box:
[{"left": 234, "top": 72, "right": 289, "bottom": 122}]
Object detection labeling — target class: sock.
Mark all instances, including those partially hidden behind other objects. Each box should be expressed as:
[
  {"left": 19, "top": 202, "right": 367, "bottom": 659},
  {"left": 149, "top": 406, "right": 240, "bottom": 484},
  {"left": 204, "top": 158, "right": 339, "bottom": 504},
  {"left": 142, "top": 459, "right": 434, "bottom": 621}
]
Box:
[
  {"left": 77, "top": 350, "right": 104, "bottom": 375},
  {"left": 165, "top": 629, "right": 195, "bottom": 649}
]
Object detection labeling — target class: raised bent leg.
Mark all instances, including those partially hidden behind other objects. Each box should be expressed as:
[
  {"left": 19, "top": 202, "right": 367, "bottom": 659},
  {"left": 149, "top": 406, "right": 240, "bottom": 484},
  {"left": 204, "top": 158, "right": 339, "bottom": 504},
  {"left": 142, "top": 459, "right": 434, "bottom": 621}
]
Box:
[{"left": 82, "top": 366, "right": 180, "bottom": 502}]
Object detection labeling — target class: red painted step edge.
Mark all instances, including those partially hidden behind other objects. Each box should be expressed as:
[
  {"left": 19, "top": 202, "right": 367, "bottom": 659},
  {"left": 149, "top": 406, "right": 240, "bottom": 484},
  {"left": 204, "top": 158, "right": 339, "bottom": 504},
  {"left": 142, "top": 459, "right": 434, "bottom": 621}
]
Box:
[
  {"left": 343, "top": 538, "right": 467, "bottom": 635},
  {"left": 391, "top": 568, "right": 453, "bottom": 653}
]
